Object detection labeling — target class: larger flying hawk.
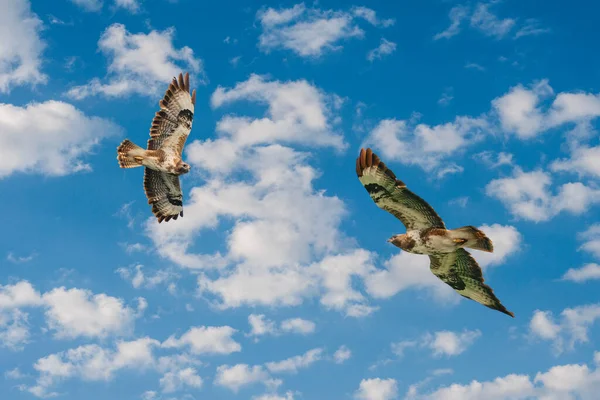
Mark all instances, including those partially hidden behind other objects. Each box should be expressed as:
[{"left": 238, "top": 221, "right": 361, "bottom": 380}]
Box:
[
  {"left": 356, "top": 147, "right": 514, "bottom": 317},
  {"left": 117, "top": 72, "right": 196, "bottom": 223}
]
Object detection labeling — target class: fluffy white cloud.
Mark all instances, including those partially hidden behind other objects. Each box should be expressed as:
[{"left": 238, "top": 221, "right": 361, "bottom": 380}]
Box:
[
  {"left": 162, "top": 325, "right": 241, "bottom": 355},
  {"left": 247, "top": 314, "right": 316, "bottom": 339},
  {"left": 253, "top": 392, "right": 297, "bottom": 400},
  {"left": 492, "top": 80, "right": 600, "bottom": 139},
  {"left": 409, "top": 352, "right": 600, "bottom": 399},
  {"left": 434, "top": 5, "right": 469, "bottom": 40},
  {"left": 562, "top": 264, "right": 600, "bottom": 283},
  {"left": 116, "top": 264, "right": 178, "bottom": 290},
  {"left": 256, "top": 4, "right": 392, "bottom": 58},
  {"left": 26, "top": 338, "right": 159, "bottom": 397},
  {"left": 69, "top": 0, "right": 102, "bottom": 12},
  {"left": 363, "top": 116, "right": 489, "bottom": 176},
  {"left": 0, "top": 0, "right": 47, "bottom": 93},
  {"left": 67, "top": 23, "right": 204, "bottom": 99},
  {"left": 367, "top": 38, "right": 396, "bottom": 62},
  {"left": 257, "top": 4, "right": 363, "bottom": 57},
  {"left": 0, "top": 309, "right": 31, "bottom": 350},
  {"left": 470, "top": 2, "right": 515, "bottom": 39},
  {"left": 333, "top": 345, "right": 352, "bottom": 364},
  {"left": 423, "top": 329, "right": 481, "bottom": 357},
  {"left": 265, "top": 348, "right": 323, "bottom": 374},
  {"left": 280, "top": 318, "right": 315, "bottom": 335},
  {"left": 41, "top": 287, "right": 143, "bottom": 339},
  {"left": 0, "top": 101, "right": 122, "bottom": 178},
  {"left": 214, "top": 364, "right": 275, "bottom": 392},
  {"left": 355, "top": 378, "right": 398, "bottom": 400},
  {"left": 578, "top": 224, "right": 600, "bottom": 259},
  {"left": 486, "top": 168, "right": 600, "bottom": 222},
  {"left": 114, "top": 0, "right": 141, "bottom": 13},
  {"left": 159, "top": 367, "right": 203, "bottom": 393},
  {"left": 390, "top": 329, "right": 480, "bottom": 359},
  {"left": 0, "top": 281, "right": 42, "bottom": 308},
  {"left": 145, "top": 75, "right": 375, "bottom": 317},
  {"left": 365, "top": 224, "right": 520, "bottom": 302},
  {"left": 529, "top": 304, "right": 600, "bottom": 354}
]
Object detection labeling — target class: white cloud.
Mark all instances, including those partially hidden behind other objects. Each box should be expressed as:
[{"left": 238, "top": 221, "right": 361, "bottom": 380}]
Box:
[
  {"left": 486, "top": 168, "right": 600, "bottom": 222},
  {"left": 69, "top": 0, "right": 103, "bottom": 12},
  {"left": 253, "top": 392, "right": 297, "bottom": 400},
  {"left": 470, "top": 2, "right": 515, "bottom": 39},
  {"left": 162, "top": 325, "right": 241, "bottom": 355},
  {"left": 391, "top": 329, "right": 480, "bottom": 359},
  {"left": 0, "top": 101, "right": 122, "bottom": 178},
  {"left": 355, "top": 378, "right": 398, "bottom": 400},
  {"left": 465, "top": 62, "right": 485, "bottom": 71},
  {"left": 6, "top": 252, "right": 36, "bottom": 264},
  {"left": 423, "top": 329, "right": 481, "bottom": 357},
  {"left": 529, "top": 304, "right": 600, "bottom": 354},
  {"left": 492, "top": 80, "right": 600, "bottom": 139},
  {"left": 351, "top": 6, "right": 395, "bottom": 27},
  {"left": 159, "top": 367, "right": 203, "bottom": 393},
  {"left": 144, "top": 75, "right": 375, "bottom": 317},
  {"left": 257, "top": 4, "right": 392, "bottom": 58},
  {"left": 265, "top": 348, "right": 323, "bottom": 374},
  {"left": 363, "top": 116, "right": 488, "bottom": 176},
  {"left": 409, "top": 352, "right": 600, "bottom": 399},
  {"left": 0, "top": 0, "right": 47, "bottom": 93},
  {"left": 472, "top": 151, "right": 514, "bottom": 169},
  {"left": 367, "top": 38, "right": 396, "bottom": 62},
  {"left": 0, "top": 281, "right": 42, "bottom": 308},
  {"left": 472, "top": 224, "right": 522, "bottom": 269},
  {"left": 114, "top": 0, "right": 141, "bottom": 13},
  {"left": 562, "top": 264, "right": 600, "bottom": 283},
  {"left": 0, "top": 309, "right": 31, "bottom": 350},
  {"left": 5, "top": 367, "right": 26, "bottom": 379},
  {"left": 514, "top": 18, "right": 551, "bottom": 39},
  {"left": 67, "top": 23, "right": 204, "bottom": 99},
  {"left": 246, "top": 314, "right": 316, "bottom": 339},
  {"left": 214, "top": 364, "right": 274, "bottom": 392},
  {"left": 434, "top": 5, "right": 469, "bottom": 40},
  {"left": 280, "top": 318, "right": 316, "bottom": 335},
  {"left": 578, "top": 224, "right": 600, "bottom": 259},
  {"left": 257, "top": 4, "right": 363, "bottom": 57},
  {"left": 42, "top": 287, "right": 142, "bottom": 339},
  {"left": 333, "top": 345, "right": 352, "bottom": 364},
  {"left": 116, "top": 264, "right": 177, "bottom": 290},
  {"left": 26, "top": 338, "right": 159, "bottom": 397},
  {"left": 437, "top": 88, "right": 454, "bottom": 106}
]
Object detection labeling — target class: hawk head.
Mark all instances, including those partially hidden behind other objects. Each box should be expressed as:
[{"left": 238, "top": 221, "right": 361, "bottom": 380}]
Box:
[
  {"left": 387, "top": 234, "right": 416, "bottom": 251},
  {"left": 176, "top": 160, "right": 191, "bottom": 175}
]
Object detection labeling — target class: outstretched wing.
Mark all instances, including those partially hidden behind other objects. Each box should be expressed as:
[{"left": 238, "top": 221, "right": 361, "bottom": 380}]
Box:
[
  {"left": 147, "top": 72, "right": 196, "bottom": 155},
  {"left": 429, "top": 249, "right": 514, "bottom": 317},
  {"left": 143, "top": 168, "right": 183, "bottom": 223},
  {"left": 356, "top": 148, "right": 445, "bottom": 231}
]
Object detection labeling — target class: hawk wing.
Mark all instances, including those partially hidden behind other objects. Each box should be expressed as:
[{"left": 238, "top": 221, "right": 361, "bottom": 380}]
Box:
[
  {"left": 356, "top": 148, "right": 445, "bottom": 231},
  {"left": 147, "top": 72, "right": 196, "bottom": 156},
  {"left": 429, "top": 248, "right": 514, "bottom": 317},
  {"left": 143, "top": 168, "right": 183, "bottom": 223}
]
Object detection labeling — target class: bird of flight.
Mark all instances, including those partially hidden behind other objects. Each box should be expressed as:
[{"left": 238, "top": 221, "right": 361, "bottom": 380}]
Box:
[
  {"left": 356, "top": 148, "right": 514, "bottom": 317},
  {"left": 117, "top": 72, "right": 196, "bottom": 223}
]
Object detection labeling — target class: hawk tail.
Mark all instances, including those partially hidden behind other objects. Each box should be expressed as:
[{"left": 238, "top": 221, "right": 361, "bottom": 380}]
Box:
[
  {"left": 117, "top": 139, "right": 145, "bottom": 168},
  {"left": 451, "top": 226, "right": 494, "bottom": 253}
]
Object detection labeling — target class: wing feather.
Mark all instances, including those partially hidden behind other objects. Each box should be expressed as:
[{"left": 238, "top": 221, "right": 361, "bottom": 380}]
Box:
[
  {"left": 147, "top": 72, "right": 196, "bottom": 155},
  {"left": 143, "top": 168, "right": 183, "bottom": 223},
  {"left": 356, "top": 148, "right": 445, "bottom": 230},
  {"left": 429, "top": 249, "right": 514, "bottom": 317}
]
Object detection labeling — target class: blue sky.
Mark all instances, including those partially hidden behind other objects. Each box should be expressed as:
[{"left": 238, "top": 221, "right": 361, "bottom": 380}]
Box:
[{"left": 1, "top": 0, "right": 600, "bottom": 399}]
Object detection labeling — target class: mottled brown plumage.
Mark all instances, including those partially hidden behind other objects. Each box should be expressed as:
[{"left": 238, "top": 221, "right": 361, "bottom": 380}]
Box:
[
  {"left": 116, "top": 72, "right": 197, "bottom": 223},
  {"left": 356, "top": 147, "right": 513, "bottom": 318}
]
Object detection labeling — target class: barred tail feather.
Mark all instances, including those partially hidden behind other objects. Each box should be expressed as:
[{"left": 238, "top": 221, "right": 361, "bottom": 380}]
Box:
[
  {"left": 453, "top": 225, "right": 494, "bottom": 253},
  {"left": 117, "top": 139, "right": 144, "bottom": 168}
]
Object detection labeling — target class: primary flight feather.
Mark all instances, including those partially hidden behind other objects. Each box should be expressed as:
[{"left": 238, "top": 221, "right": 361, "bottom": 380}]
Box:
[
  {"left": 356, "top": 147, "right": 514, "bottom": 318},
  {"left": 116, "top": 72, "right": 196, "bottom": 223}
]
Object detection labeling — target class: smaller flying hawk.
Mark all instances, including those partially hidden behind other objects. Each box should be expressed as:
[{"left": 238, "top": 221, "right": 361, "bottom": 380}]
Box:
[
  {"left": 117, "top": 72, "right": 196, "bottom": 223},
  {"left": 356, "top": 148, "right": 514, "bottom": 317}
]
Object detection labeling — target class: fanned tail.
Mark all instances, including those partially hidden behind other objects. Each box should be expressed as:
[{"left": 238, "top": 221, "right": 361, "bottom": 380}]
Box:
[
  {"left": 451, "top": 225, "right": 494, "bottom": 253},
  {"left": 117, "top": 139, "right": 144, "bottom": 168}
]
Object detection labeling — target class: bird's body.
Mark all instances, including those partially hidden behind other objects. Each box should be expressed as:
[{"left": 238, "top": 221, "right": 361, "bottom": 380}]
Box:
[
  {"left": 116, "top": 72, "right": 196, "bottom": 223},
  {"left": 356, "top": 147, "right": 514, "bottom": 318}
]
